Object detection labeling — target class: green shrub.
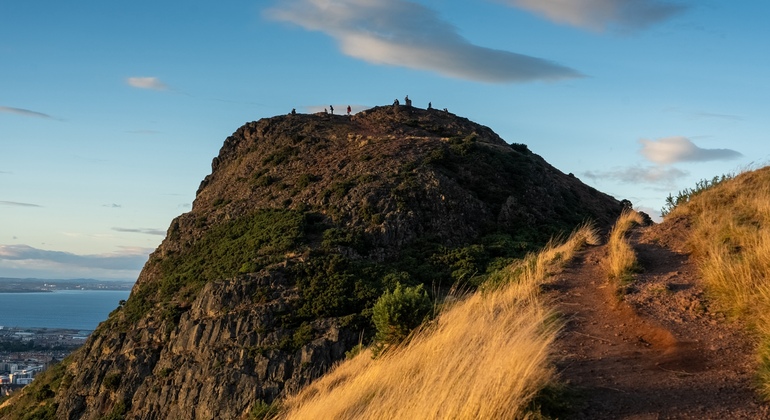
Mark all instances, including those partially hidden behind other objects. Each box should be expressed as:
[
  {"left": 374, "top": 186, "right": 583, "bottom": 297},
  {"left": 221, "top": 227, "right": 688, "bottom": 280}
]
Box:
[
  {"left": 661, "top": 174, "right": 734, "bottom": 217},
  {"left": 296, "top": 173, "right": 314, "bottom": 189},
  {"left": 34, "top": 384, "right": 55, "bottom": 402},
  {"left": 372, "top": 283, "right": 432, "bottom": 350},
  {"left": 249, "top": 400, "right": 279, "bottom": 419},
  {"left": 103, "top": 372, "right": 121, "bottom": 391}
]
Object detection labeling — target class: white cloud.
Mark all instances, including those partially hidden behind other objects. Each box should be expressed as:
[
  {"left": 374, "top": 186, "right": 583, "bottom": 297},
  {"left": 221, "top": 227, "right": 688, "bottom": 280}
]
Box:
[
  {"left": 0, "top": 106, "right": 55, "bottom": 119},
  {"left": 266, "top": 0, "right": 581, "bottom": 83},
  {"left": 639, "top": 136, "right": 742, "bottom": 165},
  {"left": 498, "top": 0, "right": 687, "bottom": 31},
  {"left": 583, "top": 164, "right": 688, "bottom": 185},
  {"left": 126, "top": 76, "right": 169, "bottom": 91}
]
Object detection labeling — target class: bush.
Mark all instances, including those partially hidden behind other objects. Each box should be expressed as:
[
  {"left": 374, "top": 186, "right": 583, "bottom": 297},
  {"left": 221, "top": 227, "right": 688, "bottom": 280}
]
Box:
[
  {"left": 661, "top": 174, "right": 733, "bottom": 217},
  {"left": 104, "top": 372, "right": 122, "bottom": 391},
  {"left": 372, "top": 283, "right": 432, "bottom": 351}
]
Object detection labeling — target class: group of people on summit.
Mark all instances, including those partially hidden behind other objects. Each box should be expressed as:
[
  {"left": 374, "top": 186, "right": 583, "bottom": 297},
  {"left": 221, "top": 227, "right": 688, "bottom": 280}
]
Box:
[{"left": 291, "top": 95, "right": 439, "bottom": 116}]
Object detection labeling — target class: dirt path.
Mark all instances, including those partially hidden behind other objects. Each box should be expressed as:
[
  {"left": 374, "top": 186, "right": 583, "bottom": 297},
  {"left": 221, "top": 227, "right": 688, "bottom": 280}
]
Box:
[{"left": 550, "top": 225, "right": 768, "bottom": 419}]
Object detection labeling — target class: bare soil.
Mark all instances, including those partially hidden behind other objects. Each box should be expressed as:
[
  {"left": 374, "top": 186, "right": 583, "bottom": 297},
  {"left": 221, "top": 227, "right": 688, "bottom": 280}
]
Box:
[{"left": 550, "top": 222, "right": 769, "bottom": 419}]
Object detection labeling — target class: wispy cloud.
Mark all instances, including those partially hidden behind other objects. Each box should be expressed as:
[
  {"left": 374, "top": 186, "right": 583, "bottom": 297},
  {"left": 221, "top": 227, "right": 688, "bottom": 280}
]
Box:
[
  {"left": 266, "top": 0, "right": 581, "bottom": 83},
  {"left": 126, "top": 76, "right": 169, "bottom": 91},
  {"left": 0, "top": 200, "right": 42, "bottom": 208},
  {"left": 112, "top": 227, "right": 166, "bottom": 236},
  {"left": 583, "top": 165, "right": 688, "bottom": 185},
  {"left": 0, "top": 244, "right": 150, "bottom": 271},
  {"left": 0, "top": 106, "right": 55, "bottom": 119},
  {"left": 497, "top": 0, "right": 688, "bottom": 32},
  {"left": 639, "top": 136, "right": 742, "bottom": 164}
]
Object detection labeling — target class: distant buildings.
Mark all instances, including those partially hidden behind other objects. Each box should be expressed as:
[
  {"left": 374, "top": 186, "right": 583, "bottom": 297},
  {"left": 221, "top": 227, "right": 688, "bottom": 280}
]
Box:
[{"left": 0, "top": 361, "right": 45, "bottom": 385}]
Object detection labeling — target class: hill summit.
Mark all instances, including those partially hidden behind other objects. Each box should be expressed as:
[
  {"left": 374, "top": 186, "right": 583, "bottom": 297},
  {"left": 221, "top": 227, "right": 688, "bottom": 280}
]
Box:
[{"left": 1, "top": 104, "right": 622, "bottom": 419}]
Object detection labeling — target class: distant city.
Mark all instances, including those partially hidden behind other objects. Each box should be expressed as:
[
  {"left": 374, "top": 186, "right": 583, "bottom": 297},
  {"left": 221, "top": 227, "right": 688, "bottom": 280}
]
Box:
[
  {"left": 0, "top": 277, "right": 134, "bottom": 293},
  {"left": 0, "top": 326, "right": 91, "bottom": 396}
]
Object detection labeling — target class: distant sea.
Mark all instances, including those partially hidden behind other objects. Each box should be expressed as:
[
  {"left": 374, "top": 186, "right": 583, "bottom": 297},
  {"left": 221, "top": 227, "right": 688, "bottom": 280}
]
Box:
[{"left": 0, "top": 290, "right": 130, "bottom": 330}]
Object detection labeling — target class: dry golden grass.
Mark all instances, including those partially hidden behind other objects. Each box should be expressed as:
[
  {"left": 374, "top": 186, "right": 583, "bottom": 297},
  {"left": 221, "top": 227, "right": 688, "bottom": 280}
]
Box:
[
  {"left": 604, "top": 209, "right": 643, "bottom": 291},
  {"left": 667, "top": 166, "right": 770, "bottom": 398},
  {"left": 274, "top": 225, "right": 599, "bottom": 420}
]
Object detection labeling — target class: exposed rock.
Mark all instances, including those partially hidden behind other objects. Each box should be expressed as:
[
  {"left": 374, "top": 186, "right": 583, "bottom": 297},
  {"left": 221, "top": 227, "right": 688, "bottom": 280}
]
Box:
[{"left": 1, "top": 105, "right": 622, "bottom": 419}]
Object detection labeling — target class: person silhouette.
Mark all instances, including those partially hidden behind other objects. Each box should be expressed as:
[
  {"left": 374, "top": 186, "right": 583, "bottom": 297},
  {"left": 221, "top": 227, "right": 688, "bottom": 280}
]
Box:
[
  {"left": 428, "top": 102, "right": 432, "bottom": 110},
  {"left": 330, "top": 105, "right": 334, "bottom": 115},
  {"left": 347, "top": 105, "right": 351, "bottom": 115}
]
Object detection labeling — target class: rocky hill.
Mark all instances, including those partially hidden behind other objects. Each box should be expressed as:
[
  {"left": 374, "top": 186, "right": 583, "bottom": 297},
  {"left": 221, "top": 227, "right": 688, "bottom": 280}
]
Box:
[{"left": 0, "top": 104, "right": 622, "bottom": 419}]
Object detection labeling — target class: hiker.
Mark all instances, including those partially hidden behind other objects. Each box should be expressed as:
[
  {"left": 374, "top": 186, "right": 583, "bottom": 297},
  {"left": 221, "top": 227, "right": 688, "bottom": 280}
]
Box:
[
  {"left": 291, "top": 108, "right": 296, "bottom": 115},
  {"left": 330, "top": 105, "right": 334, "bottom": 115},
  {"left": 393, "top": 99, "right": 400, "bottom": 106},
  {"left": 428, "top": 102, "right": 432, "bottom": 110},
  {"left": 405, "top": 95, "right": 411, "bottom": 107},
  {"left": 347, "top": 105, "right": 351, "bottom": 115}
]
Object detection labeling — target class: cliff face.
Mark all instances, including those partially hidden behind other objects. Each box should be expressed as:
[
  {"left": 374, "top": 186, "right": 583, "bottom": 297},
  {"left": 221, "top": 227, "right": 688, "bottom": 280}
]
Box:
[{"left": 2, "top": 105, "right": 622, "bottom": 419}]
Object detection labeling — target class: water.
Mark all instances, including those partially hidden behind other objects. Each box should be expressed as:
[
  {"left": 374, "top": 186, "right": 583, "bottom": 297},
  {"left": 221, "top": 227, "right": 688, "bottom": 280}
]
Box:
[{"left": 0, "top": 290, "right": 131, "bottom": 330}]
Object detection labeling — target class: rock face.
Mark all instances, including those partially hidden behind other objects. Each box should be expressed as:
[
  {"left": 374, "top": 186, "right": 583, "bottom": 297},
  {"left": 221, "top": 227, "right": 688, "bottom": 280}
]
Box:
[{"left": 3, "top": 105, "right": 622, "bottom": 419}]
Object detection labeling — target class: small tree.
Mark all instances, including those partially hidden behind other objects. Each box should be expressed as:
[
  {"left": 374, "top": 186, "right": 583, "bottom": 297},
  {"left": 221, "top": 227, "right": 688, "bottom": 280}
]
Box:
[{"left": 372, "top": 283, "right": 432, "bottom": 353}]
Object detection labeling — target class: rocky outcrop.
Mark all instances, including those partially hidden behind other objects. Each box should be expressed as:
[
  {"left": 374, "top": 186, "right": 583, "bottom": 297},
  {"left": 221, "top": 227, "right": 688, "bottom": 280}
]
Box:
[{"left": 2, "top": 105, "right": 623, "bottom": 419}]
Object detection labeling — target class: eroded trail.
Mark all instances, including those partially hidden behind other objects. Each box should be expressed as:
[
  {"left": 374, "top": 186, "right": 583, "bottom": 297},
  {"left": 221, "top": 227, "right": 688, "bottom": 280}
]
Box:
[{"left": 550, "top": 227, "right": 767, "bottom": 419}]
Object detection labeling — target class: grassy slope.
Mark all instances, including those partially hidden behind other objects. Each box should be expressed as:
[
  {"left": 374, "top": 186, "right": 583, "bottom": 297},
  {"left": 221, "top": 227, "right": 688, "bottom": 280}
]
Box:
[
  {"left": 272, "top": 225, "right": 599, "bottom": 419},
  {"left": 666, "top": 166, "right": 770, "bottom": 398}
]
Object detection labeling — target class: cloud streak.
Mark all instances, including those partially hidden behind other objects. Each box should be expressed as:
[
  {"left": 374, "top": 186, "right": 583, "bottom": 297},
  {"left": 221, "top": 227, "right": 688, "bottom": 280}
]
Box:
[
  {"left": 0, "top": 200, "right": 42, "bottom": 208},
  {"left": 126, "top": 76, "right": 169, "bottom": 91},
  {"left": 112, "top": 227, "right": 166, "bottom": 236},
  {"left": 266, "top": 0, "right": 581, "bottom": 83},
  {"left": 639, "top": 136, "right": 742, "bottom": 165},
  {"left": 498, "top": 0, "right": 688, "bottom": 31},
  {"left": 583, "top": 165, "right": 688, "bottom": 185},
  {"left": 0, "top": 244, "right": 150, "bottom": 271},
  {"left": 0, "top": 106, "right": 55, "bottom": 119}
]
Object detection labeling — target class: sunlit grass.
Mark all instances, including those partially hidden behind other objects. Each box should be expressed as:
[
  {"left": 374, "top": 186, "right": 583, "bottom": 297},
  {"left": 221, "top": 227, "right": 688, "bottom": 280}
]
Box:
[
  {"left": 667, "top": 166, "right": 770, "bottom": 398},
  {"left": 272, "top": 224, "right": 599, "bottom": 420},
  {"left": 604, "top": 209, "right": 643, "bottom": 294}
]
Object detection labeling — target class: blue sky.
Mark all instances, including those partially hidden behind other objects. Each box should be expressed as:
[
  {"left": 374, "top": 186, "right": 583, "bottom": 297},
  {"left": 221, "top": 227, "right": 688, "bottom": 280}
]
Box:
[{"left": 2, "top": 0, "right": 767, "bottom": 281}]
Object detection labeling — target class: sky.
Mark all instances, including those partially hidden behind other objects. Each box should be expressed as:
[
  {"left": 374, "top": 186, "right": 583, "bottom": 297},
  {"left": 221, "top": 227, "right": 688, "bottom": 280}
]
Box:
[{"left": 2, "top": 0, "right": 768, "bottom": 281}]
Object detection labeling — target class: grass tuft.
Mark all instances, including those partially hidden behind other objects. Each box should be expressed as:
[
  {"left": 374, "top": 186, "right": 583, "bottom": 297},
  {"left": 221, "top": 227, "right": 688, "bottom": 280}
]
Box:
[{"left": 604, "top": 209, "right": 643, "bottom": 296}]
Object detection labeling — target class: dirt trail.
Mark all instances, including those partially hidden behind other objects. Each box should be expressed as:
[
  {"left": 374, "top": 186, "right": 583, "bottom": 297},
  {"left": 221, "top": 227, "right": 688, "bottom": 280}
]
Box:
[{"left": 550, "top": 225, "right": 768, "bottom": 419}]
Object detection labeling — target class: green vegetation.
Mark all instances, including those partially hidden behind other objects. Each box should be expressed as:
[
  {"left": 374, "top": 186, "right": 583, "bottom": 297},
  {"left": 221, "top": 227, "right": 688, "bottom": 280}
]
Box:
[
  {"left": 372, "top": 283, "right": 432, "bottom": 353},
  {"left": 262, "top": 146, "right": 298, "bottom": 166},
  {"left": 249, "top": 400, "right": 279, "bottom": 420},
  {"left": 101, "top": 401, "right": 127, "bottom": 420},
  {"left": 116, "top": 208, "right": 309, "bottom": 326},
  {"left": 661, "top": 174, "right": 734, "bottom": 217},
  {"left": 103, "top": 371, "right": 122, "bottom": 391}
]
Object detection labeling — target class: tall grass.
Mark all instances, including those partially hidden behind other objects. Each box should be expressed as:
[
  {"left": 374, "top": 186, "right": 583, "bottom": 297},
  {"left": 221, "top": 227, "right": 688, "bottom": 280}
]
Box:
[
  {"left": 604, "top": 209, "right": 643, "bottom": 293},
  {"left": 273, "top": 225, "right": 599, "bottom": 420},
  {"left": 668, "top": 167, "right": 770, "bottom": 398}
]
